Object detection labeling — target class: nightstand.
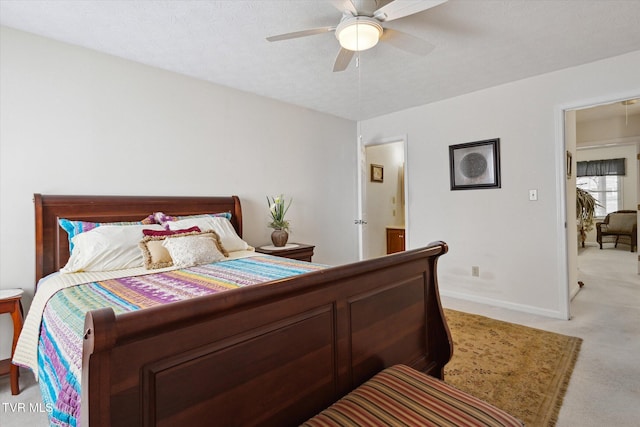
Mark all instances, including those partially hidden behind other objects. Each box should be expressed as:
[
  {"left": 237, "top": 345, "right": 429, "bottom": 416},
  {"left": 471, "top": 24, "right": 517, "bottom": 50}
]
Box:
[
  {"left": 0, "top": 288, "right": 24, "bottom": 395},
  {"left": 256, "top": 243, "right": 315, "bottom": 262}
]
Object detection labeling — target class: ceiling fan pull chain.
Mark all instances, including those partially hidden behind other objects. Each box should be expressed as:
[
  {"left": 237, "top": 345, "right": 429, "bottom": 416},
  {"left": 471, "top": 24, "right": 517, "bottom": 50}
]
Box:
[{"left": 625, "top": 102, "right": 628, "bottom": 126}]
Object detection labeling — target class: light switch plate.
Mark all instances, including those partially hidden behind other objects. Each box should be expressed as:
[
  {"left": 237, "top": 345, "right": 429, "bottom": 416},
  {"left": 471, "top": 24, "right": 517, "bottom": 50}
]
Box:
[{"left": 529, "top": 189, "right": 538, "bottom": 201}]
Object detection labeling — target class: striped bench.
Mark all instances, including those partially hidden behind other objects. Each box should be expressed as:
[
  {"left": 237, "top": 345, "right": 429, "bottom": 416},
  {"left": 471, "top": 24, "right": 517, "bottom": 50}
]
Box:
[{"left": 302, "top": 364, "right": 524, "bottom": 427}]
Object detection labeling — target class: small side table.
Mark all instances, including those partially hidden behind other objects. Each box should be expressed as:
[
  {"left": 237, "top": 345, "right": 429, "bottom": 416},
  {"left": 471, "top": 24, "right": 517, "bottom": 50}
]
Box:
[
  {"left": 0, "top": 288, "right": 24, "bottom": 395},
  {"left": 256, "top": 243, "right": 315, "bottom": 262}
]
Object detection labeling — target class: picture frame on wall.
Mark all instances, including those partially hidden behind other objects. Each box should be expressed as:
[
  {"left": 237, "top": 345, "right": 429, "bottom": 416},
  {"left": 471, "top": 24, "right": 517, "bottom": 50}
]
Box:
[
  {"left": 370, "top": 164, "right": 384, "bottom": 182},
  {"left": 449, "top": 138, "right": 501, "bottom": 190}
]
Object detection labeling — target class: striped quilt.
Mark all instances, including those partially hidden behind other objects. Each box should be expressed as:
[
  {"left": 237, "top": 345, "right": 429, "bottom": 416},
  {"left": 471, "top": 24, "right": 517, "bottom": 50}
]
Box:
[{"left": 33, "top": 255, "right": 325, "bottom": 427}]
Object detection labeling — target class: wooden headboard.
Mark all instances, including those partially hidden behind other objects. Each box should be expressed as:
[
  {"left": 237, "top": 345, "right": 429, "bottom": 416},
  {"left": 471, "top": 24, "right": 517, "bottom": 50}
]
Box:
[{"left": 34, "top": 194, "right": 242, "bottom": 285}]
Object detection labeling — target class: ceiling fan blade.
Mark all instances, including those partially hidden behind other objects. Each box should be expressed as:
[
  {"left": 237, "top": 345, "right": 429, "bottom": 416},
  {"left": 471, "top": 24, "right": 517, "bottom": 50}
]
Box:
[
  {"left": 380, "top": 28, "right": 435, "bottom": 56},
  {"left": 266, "top": 26, "right": 336, "bottom": 42},
  {"left": 328, "top": 0, "right": 357, "bottom": 16},
  {"left": 333, "top": 48, "right": 355, "bottom": 72},
  {"left": 373, "top": 0, "right": 448, "bottom": 22}
]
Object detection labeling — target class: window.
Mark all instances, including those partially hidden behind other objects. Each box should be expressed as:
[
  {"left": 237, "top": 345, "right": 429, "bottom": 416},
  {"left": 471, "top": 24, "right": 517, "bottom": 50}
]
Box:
[
  {"left": 577, "top": 175, "right": 622, "bottom": 217},
  {"left": 576, "top": 157, "right": 625, "bottom": 217}
]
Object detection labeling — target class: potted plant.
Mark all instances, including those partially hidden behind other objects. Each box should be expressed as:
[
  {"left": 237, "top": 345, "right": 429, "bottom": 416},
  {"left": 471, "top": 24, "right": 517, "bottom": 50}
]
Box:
[
  {"left": 576, "top": 187, "right": 599, "bottom": 247},
  {"left": 267, "top": 194, "right": 292, "bottom": 247}
]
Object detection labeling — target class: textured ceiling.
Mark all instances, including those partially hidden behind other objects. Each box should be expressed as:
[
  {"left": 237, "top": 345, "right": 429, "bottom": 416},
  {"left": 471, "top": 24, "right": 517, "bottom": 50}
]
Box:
[{"left": 1, "top": 0, "right": 640, "bottom": 121}]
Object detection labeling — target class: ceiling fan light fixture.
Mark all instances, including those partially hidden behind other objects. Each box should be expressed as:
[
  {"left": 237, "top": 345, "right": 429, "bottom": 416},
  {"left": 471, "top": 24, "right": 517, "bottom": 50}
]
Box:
[{"left": 336, "top": 17, "right": 383, "bottom": 52}]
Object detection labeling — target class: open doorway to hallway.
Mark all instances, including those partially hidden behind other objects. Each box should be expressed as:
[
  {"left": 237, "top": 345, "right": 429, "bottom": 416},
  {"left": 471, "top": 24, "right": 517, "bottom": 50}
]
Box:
[{"left": 566, "top": 97, "right": 639, "bottom": 302}]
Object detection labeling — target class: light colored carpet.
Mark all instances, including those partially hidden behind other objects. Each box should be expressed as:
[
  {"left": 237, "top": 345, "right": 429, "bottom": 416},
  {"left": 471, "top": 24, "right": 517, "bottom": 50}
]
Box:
[
  {"left": 444, "top": 309, "right": 582, "bottom": 427},
  {"left": 0, "top": 367, "right": 48, "bottom": 426},
  {"left": 444, "top": 243, "right": 640, "bottom": 426}
]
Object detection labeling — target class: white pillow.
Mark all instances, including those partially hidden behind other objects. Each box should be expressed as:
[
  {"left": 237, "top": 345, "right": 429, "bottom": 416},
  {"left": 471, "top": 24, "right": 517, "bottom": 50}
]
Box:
[
  {"left": 166, "top": 217, "right": 252, "bottom": 253},
  {"left": 162, "top": 234, "right": 225, "bottom": 268},
  {"left": 61, "top": 224, "right": 164, "bottom": 273}
]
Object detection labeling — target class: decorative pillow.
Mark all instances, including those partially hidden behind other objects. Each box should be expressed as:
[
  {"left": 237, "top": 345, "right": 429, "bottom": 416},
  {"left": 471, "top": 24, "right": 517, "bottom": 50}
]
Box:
[
  {"left": 139, "top": 228, "right": 207, "bottom": 269},
  {"left": 139, "top": 238, "right": 174, "bottom": 270},
  {"left": 61, "top": 224, "right": 164, "bottom": 273},
  {"left": 152, "top": 212, "right": 232, "bottom": 228},
  {"left": 59, "top": 217, "right": 158, "bottom": 253},
  {"left": 150, "top": 225, "right": 228, "bottom": 256},
  {"left": 161, "top": 233, "right": 226, "bottom": 268},
  {"left": 166, "top": 217, "right": 251, "bottom": 253},
  {"left": 142, "top": 226, "right": 201, "bottom": 237},
  {"left": 139, "top": 229, "right": 225, "bottom": 269}
]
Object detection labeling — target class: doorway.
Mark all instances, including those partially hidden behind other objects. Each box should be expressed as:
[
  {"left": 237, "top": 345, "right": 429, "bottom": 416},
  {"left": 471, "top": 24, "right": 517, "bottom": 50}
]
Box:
[
  {"left": 358, "top": 137, "right": 408, "bottom": 260},
  {"left": 564, "top": 96, "right": 640, "bottom": 314}
]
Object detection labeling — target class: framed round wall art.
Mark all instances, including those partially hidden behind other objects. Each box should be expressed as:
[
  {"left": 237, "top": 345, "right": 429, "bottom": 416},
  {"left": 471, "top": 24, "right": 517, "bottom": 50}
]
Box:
[{"left": 449, "top": 138, "right": 501, "bottom": 190}]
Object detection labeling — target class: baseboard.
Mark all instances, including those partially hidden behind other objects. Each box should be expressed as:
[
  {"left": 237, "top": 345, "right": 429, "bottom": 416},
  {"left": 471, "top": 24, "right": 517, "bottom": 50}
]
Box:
[{"left": 440, "top": 290, "right": 567, "bottom": 320}]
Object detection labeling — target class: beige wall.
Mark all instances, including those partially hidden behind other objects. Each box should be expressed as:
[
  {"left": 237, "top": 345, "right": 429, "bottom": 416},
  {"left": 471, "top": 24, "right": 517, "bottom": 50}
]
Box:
[{"left": 577, "top": 114, "right": 640, "bottom": 145}]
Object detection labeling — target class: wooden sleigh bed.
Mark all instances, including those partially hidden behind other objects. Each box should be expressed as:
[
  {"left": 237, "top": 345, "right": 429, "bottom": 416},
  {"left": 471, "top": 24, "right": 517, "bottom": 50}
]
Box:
[{"left": 28, "top": 194, "right": 454, "bottom": 426}]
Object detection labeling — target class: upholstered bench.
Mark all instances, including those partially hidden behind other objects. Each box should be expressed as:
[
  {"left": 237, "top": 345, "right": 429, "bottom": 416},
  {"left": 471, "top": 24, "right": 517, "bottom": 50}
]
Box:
[{"left": 302, "top": 364, "right": 523, "bottom": 427}]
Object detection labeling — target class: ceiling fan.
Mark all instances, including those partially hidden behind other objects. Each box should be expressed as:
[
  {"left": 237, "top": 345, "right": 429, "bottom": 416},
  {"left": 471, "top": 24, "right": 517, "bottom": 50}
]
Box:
[{"left": 266, "top": 0, "right": 448, "bottom": 72}]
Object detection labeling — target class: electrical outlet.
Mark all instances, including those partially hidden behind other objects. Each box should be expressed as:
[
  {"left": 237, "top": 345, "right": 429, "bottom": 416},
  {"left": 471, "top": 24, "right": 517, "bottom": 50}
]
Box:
[{"left": 472, "top": 266, "right": 480, "bottom": 277}]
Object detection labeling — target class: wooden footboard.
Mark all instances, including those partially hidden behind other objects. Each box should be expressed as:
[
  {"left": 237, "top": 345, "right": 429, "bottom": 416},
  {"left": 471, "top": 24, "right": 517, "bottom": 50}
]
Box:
[{"left": 81, "top": 242, "right": 451, "bottom": 427}]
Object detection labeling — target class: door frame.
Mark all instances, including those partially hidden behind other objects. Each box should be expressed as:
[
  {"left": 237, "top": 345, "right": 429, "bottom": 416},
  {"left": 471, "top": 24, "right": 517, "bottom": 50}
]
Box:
[{"left": 357, "top": 133, "right": 409, "bottom": 260}]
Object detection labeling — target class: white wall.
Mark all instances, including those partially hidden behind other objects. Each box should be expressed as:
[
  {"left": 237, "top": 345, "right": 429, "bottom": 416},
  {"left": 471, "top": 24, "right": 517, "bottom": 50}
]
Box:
[
  {"left": 0, "top": 27, "right": 359, "bottom": 358},
  {"left": 361, "top": 50, "right": 640, "bottom": 319}
]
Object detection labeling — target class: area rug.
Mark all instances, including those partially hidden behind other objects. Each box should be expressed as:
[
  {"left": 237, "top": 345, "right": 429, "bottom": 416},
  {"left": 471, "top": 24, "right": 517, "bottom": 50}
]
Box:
[{"left": 443, "top": 309, "right": 582, "bottom": 427}]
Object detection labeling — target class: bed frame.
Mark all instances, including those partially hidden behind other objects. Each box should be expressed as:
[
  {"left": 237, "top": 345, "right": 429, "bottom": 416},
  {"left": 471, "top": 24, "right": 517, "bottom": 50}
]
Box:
[
  {"left": 34, "top": 194, "right": 243, "bottom": 284},
  {"left": 34, "top": 194, "right": 452, "bottom": 427}
]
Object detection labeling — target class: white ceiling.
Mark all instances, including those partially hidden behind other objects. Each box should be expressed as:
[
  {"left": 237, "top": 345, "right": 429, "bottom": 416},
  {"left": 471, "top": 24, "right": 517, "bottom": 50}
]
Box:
[{"left": 1, "top": 0, "right": 640, "bottom": 121}]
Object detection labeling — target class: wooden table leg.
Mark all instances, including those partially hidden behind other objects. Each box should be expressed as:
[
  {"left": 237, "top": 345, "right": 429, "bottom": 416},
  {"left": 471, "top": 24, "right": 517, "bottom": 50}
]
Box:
[
  {"left": 0, "top": 295, "right": 24, "bottom": 395},
  {"left": 10, "top": 299, "right": 24, "bottom": 395}
]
